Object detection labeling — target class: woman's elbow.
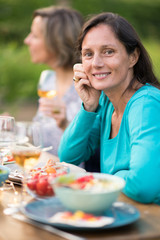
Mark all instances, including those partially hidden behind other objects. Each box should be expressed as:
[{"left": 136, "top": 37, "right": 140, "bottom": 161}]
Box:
[{"left": 123, "top": 177, "right": 160, "bottom": 204}]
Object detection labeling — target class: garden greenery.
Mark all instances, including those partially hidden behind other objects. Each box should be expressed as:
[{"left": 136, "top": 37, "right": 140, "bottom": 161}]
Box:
[{"left": 0, "top": 0, "right": 159, "bottom": 115}]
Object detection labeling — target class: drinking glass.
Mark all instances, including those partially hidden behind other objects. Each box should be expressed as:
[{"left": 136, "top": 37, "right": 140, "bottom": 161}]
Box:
[
  {"left": 0, "top": 116, "right": 15, "bottom": 190},
  {"left": 38, "top": 70, "right": 57, "bottom": 118},
  {"left": 38, "top": 70, "right": 57, "bottom": 99},
  {"left": 0, "top": 116, "right": 15, "bottom": 166},
  {"left": 12, "top": 121, "right": 43, "bottom": 204}
]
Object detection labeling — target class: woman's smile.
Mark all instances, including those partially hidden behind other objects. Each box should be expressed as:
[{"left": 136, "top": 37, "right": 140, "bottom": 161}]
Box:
[
  {"left": 92, "top": 72, "right": 111, "bottom": 80},
  {"left": 82, "top": 24, "right": 134, "bottom": 93}
]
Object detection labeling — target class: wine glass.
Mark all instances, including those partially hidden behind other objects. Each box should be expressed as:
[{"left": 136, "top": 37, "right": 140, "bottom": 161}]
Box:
[
  {"left": 0, "top": 116, "right": 15, "bottom": 191},
  {"left": 12, "top": 121, "right": 43, "bottom": 205},
  {"left": 13, "top": 122, "right": 42, "bottom": 170},
  {"left": 38, "top": 70, "right": 59, "bottom": 120},
  {"left": 0, "top": 116, "right": 15, "bottom": 166},
  {"left": 0, "top": 116, "right": 18, "bottom": 215},
  {"left": 38, "top": 70, "right": 57, "bottom": 99}
]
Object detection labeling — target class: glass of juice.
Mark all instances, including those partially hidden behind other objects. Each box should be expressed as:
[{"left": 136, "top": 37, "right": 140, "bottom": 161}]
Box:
[{"left": 12, "top": 121, "right": 43, "bottom": 204}]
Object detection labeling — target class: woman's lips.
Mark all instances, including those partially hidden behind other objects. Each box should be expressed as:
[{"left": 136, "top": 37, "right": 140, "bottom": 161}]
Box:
[{"left": 93, "top": 72, "right": 111, "bottom": 79}]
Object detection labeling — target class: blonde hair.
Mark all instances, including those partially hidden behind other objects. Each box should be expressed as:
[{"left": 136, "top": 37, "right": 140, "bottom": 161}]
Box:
[{"left": 33, "top": 6, "right": 84, "bottom": 69}]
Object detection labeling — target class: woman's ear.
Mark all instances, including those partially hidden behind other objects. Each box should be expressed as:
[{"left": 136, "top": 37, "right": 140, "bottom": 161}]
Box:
[{"left": 129, "top": 47, "right": 140, "bottom": 68}]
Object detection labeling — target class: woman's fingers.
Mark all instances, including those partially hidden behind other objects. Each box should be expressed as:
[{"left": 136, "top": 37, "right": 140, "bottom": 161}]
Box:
[
  {"left": 73, "top": 63, "right": 84, "bottom": 72},
  {"left": 73, "top": 72, "right": 87, "bottom": 81},
  {"left": 38, "top": 98, "right": 65, "bottom": 114},
  {"left": 73, "top": 63, "right": 88, "bottom": 82},
  {"left": 73, "top": 63, "right": 100, "bottom": 112},
  {"left": 74, "top": 78, "right": 92, "bottom": 88}
]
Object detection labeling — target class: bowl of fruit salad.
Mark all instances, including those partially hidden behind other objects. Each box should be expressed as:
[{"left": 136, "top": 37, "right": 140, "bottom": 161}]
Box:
[
  {"left": 26, "top": 159, "right": 69, "bottom": 200},
  {"left": 50, "top": 173, "right": 125, "bottom": 214}
]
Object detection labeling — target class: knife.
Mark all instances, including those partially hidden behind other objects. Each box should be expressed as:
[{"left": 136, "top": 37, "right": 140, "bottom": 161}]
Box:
[{"left": 12, "top": 213, "right": 86, "bottom": 240}]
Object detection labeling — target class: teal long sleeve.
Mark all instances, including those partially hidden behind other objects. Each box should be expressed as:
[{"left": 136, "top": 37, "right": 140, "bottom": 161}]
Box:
[
  {"left": 58, "top": 84, "right": 160, "bottom": 204},
  {"left": 58, "top": 104, "right": 101, "bottom": 165}
]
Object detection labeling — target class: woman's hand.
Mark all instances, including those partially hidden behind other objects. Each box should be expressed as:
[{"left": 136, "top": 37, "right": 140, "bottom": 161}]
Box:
[
  {"left": 73, "top": 63, "right": 101, "bottom": 112},
  {"left": 38, "top": 98, "right": 68, "bottom": 130}
]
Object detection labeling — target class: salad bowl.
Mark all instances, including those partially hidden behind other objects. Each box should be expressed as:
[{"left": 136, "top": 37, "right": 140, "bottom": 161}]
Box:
[{"left": 50, "top": 172, "right": 125, "bottom": 214}]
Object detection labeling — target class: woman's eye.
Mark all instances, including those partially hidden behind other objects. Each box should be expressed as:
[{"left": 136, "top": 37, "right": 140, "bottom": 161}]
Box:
[
  {"left": 104, "top": 49, "right": 114, "bottom": 55},
  {"left": 83, "top": 52, "right": 93, "bottom": 57}
]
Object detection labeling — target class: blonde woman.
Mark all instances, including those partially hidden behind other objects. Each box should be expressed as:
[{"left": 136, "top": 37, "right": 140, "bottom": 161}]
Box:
[{"left": 24, "top": 6, "right": 84, "bottom": 155}]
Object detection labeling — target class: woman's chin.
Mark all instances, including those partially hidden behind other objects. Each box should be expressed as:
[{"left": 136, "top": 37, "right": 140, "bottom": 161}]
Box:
[
  {"left": 91, "top": 83, "right": 106, "bottom": 91},
  {"left": 31, "top": 57, "right": 43, "bottom": 64}
]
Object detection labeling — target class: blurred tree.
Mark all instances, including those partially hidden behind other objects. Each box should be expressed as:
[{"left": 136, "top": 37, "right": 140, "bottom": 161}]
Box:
[
  {"left": 0, "top": 0, "right": 160, "bottom": 43},
  {"left": 71, "top": 0, "right": 160, "bottom": 39},
  {"left": 0, "top": 0, "right": 159, "bottom": 113},
  {"left": 0, "top": 0, "right": 56, "bottom": 44}
]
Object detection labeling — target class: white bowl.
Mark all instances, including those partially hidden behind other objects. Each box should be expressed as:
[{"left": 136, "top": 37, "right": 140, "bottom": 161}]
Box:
[{"left": 51, "top": 172, "right": 125, "bottom": 214}]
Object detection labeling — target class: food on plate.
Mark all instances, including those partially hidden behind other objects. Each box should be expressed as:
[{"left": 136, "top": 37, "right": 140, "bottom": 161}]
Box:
[
  {"left": 49, "top": 210, "right": 114, "bottom": 227},
  {"left": 27, "top": 174, "right": 54, "bottom": 197},
  {"left": 2, "top": 153, "right": 15, "bottom": 164},
  {"left": 5, "top": 155, "right": 14, "bottom": 162},
  {"left": 26, "top": 159, "right": 69, "bottom": 199},
  {"left": 54, "top": 174, "right": 121, "bottom": 192},
  {"left": 51, "top": 173, "right": 125, "bottom": 214},
  {"left": 56, "top": 210, "right": 101, "bottom": 221}
]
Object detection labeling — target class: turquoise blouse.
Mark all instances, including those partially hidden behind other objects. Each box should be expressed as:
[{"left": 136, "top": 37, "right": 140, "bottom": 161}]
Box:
[{"left": 58, "top": 84, "right": 160, "bottom": 204}]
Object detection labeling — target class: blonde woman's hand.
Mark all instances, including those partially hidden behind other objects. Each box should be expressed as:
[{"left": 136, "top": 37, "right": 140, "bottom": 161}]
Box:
[
  {"left": 73, "top": 63, "right": 101, "bottom": 112},
  {"left": 38, "top": 98, "right": 68, "bottom": 130}
]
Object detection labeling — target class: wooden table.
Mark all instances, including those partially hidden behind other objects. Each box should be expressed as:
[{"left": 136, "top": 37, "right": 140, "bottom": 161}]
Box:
[{"left": 1, "top": 153, "right": 160, "bottom": 240}]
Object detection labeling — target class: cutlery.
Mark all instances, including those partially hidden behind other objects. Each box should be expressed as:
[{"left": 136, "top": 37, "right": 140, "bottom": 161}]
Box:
[
  {"left": 24, "top": 143, "right": 53, "bottom": 152},
  {"left": 42, "top": 146, "right": 53, "bottom": 151},
  {"left": 12, "top": 213, "right": 86, "bottom": 240}
]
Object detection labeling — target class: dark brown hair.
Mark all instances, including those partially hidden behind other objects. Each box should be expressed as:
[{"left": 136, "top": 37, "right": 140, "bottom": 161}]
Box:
[{"left": 78, "top": 12, "right": 160, "bottom": 88}]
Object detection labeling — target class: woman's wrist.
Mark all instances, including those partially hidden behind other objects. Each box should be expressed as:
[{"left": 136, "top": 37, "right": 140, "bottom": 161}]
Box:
[{"left": 83, "top": 103, "right": 99, "bottom": 112}]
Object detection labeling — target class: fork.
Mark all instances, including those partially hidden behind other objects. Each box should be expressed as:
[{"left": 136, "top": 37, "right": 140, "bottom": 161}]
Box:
[{"left": 12, "top": 213, "right": 86, "bottom": 240}]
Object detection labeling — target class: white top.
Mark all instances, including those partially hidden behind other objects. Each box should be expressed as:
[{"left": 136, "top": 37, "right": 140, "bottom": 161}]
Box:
[{"left": 33, "top": 70, "right": 81, "bottom": 156}]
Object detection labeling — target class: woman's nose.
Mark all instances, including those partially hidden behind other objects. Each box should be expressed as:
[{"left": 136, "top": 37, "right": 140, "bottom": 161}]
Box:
[
  {"left": 92, "top": 54, "right": 104, "bottom": 68},
  {"left": 24, "top": 34, "right": 30, "bottom": 45}
]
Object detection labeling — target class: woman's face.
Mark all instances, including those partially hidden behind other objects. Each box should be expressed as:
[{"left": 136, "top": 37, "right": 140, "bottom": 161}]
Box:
[
  {"left": 81, "top": 24, "right": 137, "bottom": 93},
  {"left": 24, "top": 16, "right": 54, "bottom": 65}
]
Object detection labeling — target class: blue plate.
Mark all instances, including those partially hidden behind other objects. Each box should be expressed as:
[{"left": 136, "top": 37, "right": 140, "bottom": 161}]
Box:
[{"left": 22, "top": 198, "right": 140, "bottom": 230}]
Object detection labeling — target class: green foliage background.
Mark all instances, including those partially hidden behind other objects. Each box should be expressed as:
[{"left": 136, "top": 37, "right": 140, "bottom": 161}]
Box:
[{"left": 0, "top": 0, "right": 160, "bottom": 115}]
